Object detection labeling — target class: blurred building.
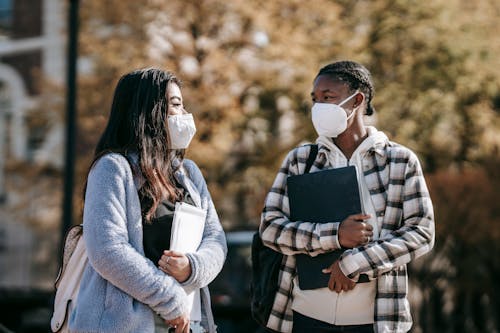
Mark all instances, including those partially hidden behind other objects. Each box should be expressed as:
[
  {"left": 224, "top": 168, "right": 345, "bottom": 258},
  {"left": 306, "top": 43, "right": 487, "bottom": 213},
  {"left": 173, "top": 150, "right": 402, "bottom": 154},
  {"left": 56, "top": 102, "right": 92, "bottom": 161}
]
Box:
[{"left": 0, "top": 0, "right": 65, "bottom": 289}]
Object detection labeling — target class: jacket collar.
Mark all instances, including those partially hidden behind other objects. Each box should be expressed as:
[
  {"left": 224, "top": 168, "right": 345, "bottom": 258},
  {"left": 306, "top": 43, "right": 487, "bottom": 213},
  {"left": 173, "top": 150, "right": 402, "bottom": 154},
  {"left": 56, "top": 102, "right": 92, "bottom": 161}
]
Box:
[
  {"left": 316, "top": 126, "right": 388, "bottom": 160},
  {"left": 173, "top": 159, "right": 202, "bottom": 208},
  {"left": 127, "top": 153, "right": 202, "bottom": 208}
]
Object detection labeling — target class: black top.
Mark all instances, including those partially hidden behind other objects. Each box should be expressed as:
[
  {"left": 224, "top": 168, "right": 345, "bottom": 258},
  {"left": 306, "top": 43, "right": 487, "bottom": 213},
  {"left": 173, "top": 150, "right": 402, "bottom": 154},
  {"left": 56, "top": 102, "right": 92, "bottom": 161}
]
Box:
[{"left": 142, "top": 189, "right": 195, "bottom": 265}]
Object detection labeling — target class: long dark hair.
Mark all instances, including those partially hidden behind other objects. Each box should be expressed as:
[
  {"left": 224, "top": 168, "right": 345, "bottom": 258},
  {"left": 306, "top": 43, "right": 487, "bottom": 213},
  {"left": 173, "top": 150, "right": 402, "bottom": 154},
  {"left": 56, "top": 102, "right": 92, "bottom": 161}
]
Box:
[{"left": 90, "top": 68, "right": 184, "bottom": 221}]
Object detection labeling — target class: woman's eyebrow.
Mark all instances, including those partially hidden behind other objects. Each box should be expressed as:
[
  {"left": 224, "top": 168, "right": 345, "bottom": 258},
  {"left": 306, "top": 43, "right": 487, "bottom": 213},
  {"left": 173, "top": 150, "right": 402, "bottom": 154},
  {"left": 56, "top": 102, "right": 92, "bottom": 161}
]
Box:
[{"left": 169, "top": 96, "right": 182, "bottom": 102}]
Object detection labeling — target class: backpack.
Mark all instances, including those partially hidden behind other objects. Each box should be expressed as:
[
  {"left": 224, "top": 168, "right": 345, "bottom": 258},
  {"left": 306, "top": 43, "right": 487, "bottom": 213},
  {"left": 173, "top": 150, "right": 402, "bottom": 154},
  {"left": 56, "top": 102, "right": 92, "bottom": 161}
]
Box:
[
  {"left": 250, "top": 144, "right": 318, "bottom": 329},
  {"left": 50, "top": 224, "right": 86, "bottom": 332},
  {"left": 50, "top": 154, "right": 135, "bottom": 332}
]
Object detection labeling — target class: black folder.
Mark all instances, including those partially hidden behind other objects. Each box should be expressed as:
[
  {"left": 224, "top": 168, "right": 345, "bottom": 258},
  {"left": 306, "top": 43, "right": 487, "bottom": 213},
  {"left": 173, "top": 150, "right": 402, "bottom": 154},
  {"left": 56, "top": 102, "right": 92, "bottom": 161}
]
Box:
[{"left": 287, "top": 166, "right": 368, "bottom": 290}]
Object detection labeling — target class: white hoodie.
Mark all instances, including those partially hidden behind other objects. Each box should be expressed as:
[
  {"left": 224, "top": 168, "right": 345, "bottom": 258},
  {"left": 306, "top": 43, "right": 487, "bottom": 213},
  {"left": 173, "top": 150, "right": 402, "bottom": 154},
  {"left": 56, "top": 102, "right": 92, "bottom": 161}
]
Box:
[{"left": 292, "top": 126, "right": 389, "bottom": 325}]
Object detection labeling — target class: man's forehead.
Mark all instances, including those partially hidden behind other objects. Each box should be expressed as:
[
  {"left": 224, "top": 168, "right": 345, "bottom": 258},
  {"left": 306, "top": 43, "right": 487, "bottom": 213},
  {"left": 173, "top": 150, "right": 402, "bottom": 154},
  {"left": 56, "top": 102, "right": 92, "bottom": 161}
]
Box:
[
  {"left": 313, "top": 75, "right": 350, "bottom": 92},
  {"left": 316, "top": 73, "right": 351, "bottom": 85}
]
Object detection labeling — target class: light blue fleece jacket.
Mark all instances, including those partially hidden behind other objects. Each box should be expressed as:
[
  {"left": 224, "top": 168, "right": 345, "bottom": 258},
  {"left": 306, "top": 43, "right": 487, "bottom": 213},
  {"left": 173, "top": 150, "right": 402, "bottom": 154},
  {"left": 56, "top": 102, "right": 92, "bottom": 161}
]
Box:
[{"left": 69, "top": 153, "right": 227, "bottom": 333}]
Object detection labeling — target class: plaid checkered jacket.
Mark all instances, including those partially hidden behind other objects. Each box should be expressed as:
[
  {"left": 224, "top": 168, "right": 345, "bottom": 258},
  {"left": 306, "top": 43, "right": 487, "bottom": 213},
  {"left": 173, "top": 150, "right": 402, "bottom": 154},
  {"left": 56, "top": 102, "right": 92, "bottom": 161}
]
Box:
[{"left": 259, "top": 132, "right": 435, "bottom": 333}]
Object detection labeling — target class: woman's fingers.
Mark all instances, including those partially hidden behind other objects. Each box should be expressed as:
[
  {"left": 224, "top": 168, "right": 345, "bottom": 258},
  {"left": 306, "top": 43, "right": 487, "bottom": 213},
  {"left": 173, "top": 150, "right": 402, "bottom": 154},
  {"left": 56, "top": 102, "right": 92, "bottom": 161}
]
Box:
[{"left": 163, "top": 250, "right": 184, "bottom": 257}]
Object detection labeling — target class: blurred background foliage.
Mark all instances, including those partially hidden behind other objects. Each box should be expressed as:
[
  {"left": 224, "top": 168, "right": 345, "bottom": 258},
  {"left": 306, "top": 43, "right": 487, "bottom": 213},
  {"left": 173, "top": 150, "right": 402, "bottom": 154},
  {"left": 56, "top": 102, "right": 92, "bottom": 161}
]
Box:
[{"left": 29, "top": 0, "right": 500, "bottom": 332}]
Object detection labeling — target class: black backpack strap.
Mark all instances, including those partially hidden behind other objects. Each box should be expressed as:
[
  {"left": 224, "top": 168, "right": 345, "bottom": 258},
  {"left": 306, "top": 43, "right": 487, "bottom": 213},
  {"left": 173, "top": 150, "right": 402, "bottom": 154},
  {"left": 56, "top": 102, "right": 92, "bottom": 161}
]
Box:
[{"left": 304, "top": 144, "right": 318, "bottom": 174}]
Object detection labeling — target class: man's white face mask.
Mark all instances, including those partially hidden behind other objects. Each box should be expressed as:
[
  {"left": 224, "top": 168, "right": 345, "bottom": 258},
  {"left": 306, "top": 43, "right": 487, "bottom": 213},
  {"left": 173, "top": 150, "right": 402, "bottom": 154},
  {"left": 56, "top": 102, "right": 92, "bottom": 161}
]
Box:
[
  {"left": 167, "top": 113, "right": 196, "bottom": 149},
  {"left": 311, "top": 91, "right": 359, "bottom": 138}
]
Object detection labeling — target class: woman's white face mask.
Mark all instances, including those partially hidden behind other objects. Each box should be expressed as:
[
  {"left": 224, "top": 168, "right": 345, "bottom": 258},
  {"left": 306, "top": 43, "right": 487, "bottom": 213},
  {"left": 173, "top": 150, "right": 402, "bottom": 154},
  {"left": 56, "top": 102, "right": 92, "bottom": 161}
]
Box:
[
  {"left": 167, "top": 113, "right": 196, "bottom": 149},
  {"left": 311, "top": 91, "right": 358, "bottom": 138}
]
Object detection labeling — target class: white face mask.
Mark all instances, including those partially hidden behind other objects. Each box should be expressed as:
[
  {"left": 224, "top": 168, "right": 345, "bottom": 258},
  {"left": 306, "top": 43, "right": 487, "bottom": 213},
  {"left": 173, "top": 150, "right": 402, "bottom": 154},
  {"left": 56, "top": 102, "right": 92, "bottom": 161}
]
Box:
[
  {"left": 167, "top": 113, "right": 197, "bottom": 149},
  {"left": 311, "top": 91, "right": 359, "bottom": 138}
]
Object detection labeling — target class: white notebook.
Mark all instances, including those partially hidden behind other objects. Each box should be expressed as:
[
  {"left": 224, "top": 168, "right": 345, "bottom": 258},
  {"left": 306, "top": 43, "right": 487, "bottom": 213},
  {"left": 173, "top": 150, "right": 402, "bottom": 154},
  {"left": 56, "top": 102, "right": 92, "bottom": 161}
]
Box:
[{"left": 170, "top": 202, "right": 207, "bottom": 321}]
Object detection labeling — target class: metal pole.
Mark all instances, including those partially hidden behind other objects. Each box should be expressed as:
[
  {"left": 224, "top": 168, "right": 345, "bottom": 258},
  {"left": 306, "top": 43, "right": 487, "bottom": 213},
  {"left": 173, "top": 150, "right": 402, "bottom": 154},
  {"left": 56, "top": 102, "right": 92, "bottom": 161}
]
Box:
[{"left": 61, "top": 0, "right": 79, "bottom": 257}]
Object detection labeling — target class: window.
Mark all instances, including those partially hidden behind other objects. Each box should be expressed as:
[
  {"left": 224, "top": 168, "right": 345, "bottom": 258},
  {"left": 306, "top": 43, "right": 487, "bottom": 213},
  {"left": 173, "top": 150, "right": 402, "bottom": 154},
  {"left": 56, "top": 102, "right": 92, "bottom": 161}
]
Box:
[{"left": 0, "top": 0, "right": 12, "bottom": 37}]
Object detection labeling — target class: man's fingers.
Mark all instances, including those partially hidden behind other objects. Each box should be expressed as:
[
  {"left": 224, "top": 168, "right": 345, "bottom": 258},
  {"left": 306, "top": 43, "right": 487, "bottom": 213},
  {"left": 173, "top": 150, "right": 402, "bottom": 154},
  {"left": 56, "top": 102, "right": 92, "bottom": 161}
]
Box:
[
  {"left": 323, "top": 261, "right": 336, "bottom": 274},
  {"left": 328, "top": 275, "right": 335, "bottom": 291},
  {"left": 334, "top": 281, "right": 342, "bottom": 293},
  {"left": 360, "top": 221, "right": 374, "bottom": 229},
  {"left": 365, "top": 230, "right": 373, "bottom": 236},
  {"left": 350, "top": 213, "right": 371, "bottom": 221},
  {"left": 349, "top": 280, "right": 355, "bottom": 290}
]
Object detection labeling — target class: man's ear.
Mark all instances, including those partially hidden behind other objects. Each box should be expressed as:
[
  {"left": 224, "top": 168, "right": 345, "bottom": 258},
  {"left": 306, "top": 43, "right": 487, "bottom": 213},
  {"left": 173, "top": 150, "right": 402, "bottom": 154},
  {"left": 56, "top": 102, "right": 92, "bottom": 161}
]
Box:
[{"left": 353, "top": 92, "right": 365, "bottom": 108}]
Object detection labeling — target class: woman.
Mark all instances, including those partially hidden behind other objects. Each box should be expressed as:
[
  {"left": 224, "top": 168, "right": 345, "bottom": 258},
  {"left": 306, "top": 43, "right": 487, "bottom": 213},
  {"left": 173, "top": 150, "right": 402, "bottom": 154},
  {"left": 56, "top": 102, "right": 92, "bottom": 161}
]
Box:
[{"left": 69, "top": 68, "right": 227, "bottom": 333}]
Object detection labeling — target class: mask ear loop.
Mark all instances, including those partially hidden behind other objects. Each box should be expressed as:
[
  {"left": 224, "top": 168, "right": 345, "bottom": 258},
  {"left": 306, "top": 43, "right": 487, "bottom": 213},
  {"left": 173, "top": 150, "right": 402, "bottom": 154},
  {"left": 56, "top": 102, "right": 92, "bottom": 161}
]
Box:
[
  {"left": 339, "top": 91, "right": 360, "bottom": 121},
  {"left": 338, "top": 91, "right": 359, "bottom": 107}
]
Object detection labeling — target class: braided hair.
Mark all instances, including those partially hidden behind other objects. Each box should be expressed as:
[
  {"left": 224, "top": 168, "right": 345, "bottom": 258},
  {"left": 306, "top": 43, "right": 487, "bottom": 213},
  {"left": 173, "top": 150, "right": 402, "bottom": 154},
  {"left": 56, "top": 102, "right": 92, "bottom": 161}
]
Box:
[{"left": 316, "top": 60, "right": 375, "bottom": 115}]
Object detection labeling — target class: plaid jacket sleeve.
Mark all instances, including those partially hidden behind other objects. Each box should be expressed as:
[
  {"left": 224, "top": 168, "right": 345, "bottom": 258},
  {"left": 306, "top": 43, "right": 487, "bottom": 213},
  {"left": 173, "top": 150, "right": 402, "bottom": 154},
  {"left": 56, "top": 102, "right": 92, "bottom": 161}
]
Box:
[
  {"left": 339, "top": 146, "right": 435, "bottom": 280},
  {"left": 260, "top": 145, "right": 343, "bottom": 256}
]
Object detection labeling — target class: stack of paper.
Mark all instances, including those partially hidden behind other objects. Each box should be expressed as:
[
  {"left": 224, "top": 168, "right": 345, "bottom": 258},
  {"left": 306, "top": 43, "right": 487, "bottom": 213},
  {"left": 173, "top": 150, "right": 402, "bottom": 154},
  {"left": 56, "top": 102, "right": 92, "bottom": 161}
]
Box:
[{"left": 170, "top": 202, "right": 206, "bottom": 321}]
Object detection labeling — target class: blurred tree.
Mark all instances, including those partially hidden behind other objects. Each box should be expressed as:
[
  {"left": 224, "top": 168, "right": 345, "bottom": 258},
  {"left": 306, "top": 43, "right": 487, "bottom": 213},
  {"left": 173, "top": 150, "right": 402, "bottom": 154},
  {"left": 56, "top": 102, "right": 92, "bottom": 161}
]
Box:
[
  {"left": 77, "top": 0, "right": 356, "bottom": 227},
  {"left": 341, "top": 2, "right": 500, "bottom": 331},
  {"left": 342, "top": 0, "right": 500, "bottom": 171},
  {"left": 1, "top": 2, "right": 498, "bottom": 329},
  {"left": 412, "top": 156, "right": 500, "bottom": 333},
  {"left": 71, "top": 2, "right": 500, "bottom": 331}
]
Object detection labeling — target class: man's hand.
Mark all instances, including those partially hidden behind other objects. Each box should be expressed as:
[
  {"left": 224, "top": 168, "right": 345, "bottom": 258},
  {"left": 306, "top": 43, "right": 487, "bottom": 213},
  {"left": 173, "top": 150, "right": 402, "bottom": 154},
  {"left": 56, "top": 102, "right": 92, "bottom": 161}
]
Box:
[
  {"left": 165, "top": 313, "right": 190, "bottom": 333},
  {"left": 322, "top": 260, "right": 355, "bottom": 293},
  {"left": 338, "top": 214, "right": 373, "bottom": 248},
  {"left": 158, "top": 250, "right": 192, "bottom": 283}
]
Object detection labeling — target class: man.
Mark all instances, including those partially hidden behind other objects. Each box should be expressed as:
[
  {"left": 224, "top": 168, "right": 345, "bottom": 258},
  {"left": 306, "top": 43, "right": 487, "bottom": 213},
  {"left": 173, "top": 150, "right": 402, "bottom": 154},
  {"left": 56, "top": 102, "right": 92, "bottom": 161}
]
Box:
[{"left": 260, "top": 60, "right": 435, "bottom": 333}]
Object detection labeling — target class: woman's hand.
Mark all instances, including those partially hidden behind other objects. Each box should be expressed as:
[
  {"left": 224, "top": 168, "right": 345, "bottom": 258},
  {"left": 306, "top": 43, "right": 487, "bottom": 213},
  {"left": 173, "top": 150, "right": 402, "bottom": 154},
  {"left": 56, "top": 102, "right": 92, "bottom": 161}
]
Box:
[
  {"left": 158, "top": 250, "right": 192, "bottom": 283},
  {"left": 165, "top": 313, "right": 190, "bottom": 333}
]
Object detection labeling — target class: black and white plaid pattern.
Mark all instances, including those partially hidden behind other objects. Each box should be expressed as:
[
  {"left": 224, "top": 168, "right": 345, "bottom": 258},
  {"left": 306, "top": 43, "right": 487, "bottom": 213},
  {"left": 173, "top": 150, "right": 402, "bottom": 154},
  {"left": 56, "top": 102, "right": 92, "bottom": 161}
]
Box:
[{"left": 260, "top": 136, "right": 435, "bottom": 333}]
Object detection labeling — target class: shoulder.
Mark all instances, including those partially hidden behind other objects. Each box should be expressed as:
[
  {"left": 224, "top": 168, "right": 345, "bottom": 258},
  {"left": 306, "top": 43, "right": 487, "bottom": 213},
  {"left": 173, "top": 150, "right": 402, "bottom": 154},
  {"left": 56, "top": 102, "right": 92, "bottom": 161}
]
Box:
[
  {"left": 285, "top": 143, "right": 316, "bottom": 167},
  {"left": 92, "top": 152, "right": 130, "bottom": 169},
  {"left": 90, "top": 153, "right": 133, "bottom": 179},
  {"left": 384, "top": 141, "right": 422, "bottom": 168},
  {"left": 182, "top": 159, "right": 205, "bottom": 183}
]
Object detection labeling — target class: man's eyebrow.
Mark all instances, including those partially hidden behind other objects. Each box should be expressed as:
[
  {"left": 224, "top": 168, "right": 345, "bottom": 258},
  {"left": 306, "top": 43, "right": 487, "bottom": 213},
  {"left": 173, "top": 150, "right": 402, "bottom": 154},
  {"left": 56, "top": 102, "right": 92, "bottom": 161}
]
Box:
[{"left": 311, "top": 89, "right": 336, "bottom": 96}]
